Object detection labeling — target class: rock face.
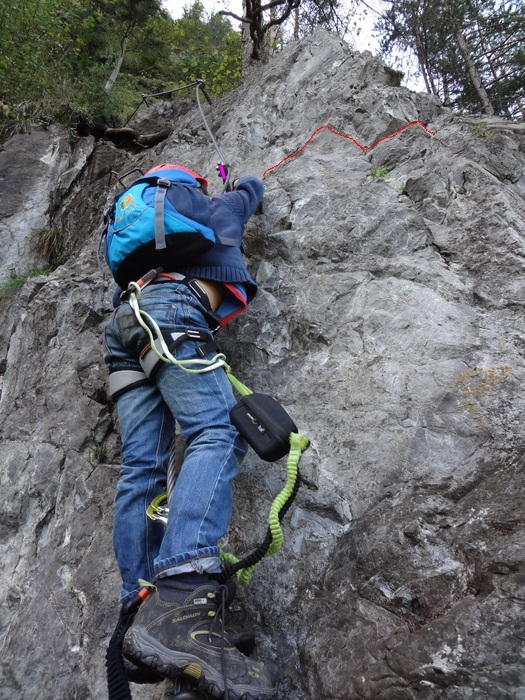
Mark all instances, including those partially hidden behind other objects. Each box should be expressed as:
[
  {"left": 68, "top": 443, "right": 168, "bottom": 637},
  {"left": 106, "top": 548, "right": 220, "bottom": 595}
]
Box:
[
  {"left": 0, "top": 126, "right": 73, "bottom": 279},
  {"left": 0, "top": 30, "right": 524, "bottom": 700}
]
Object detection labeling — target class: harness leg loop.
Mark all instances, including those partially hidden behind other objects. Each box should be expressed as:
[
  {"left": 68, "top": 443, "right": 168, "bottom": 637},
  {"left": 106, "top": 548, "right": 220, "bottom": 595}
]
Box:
[{"left": 139, "top": 329, "right": 220, "bottom": 380}]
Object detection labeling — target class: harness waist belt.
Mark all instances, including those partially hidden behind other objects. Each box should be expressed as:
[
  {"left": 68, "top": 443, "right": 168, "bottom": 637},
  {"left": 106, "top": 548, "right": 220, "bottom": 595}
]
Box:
[{"left": 151, "top": 272, "right": 222, "bottom": 330}]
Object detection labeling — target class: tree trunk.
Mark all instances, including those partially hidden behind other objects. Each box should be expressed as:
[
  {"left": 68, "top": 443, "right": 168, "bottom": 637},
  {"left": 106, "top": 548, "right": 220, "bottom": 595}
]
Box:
[
  {"left": 267, "top": 1, "right": 280, "bottom": 55},
  {"left": 415, "top": 30, "right": 437, "bottom": 96},
  {"left": 454, "top": 26, "right": 494, "bottom": 115},
  {"left": 442, "top": 73, "right": 451, "bottom": 106},
  {"left": 241, "top": 0, "right": 267, "bottom": 77},
  {"left": 105, "top": 35, "right": 129, "bottom": 94},
  {"left": 443, "top": 0, "right": 495, "bottom": 115},
  {"left": 241, "top": 0, "right": 256, "bottom": 77}
]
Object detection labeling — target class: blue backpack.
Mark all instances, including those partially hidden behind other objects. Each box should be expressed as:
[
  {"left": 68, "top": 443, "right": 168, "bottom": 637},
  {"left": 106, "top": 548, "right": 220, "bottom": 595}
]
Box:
[{"left": 103, "top": 166, "right": 235, "bottom": 288}]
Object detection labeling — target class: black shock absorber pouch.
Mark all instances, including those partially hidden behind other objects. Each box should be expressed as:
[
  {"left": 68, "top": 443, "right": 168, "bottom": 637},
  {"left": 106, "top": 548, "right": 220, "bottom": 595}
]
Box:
[{"left": 230, "top": 393, "right": 298, "bottom": 462}]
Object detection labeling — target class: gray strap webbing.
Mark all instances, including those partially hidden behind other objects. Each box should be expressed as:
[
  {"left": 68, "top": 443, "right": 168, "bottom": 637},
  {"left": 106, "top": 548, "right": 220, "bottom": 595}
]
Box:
[
  {"left": 139, "top": 330, "right": 216, "bottom": 378},
  {"left": 218, "top": 236, "right": 242, "bottom": 248},
  {"left": 154, "top": 178, "right": 170, "bottom": 250},
  {"left": 109, "top": 369, "right": 149, "bottom": 401},
  {"left": 140, "top": 337, "right": 168, "bottom": 378}
]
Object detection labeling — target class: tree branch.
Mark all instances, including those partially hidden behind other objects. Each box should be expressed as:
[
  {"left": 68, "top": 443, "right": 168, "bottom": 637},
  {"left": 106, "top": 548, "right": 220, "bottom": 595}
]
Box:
[
  {"left": 264, "top": 0, "right": 301, "bottom": 29},
  {"left": 218, "top": 10, "right": 251, "bottom": 24}
]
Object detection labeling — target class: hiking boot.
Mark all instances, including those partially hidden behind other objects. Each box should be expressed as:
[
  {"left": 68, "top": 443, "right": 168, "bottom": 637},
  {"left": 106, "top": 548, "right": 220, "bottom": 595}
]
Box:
[
  {"left": 124, "top": 657, "right": 166, "bottom": 684},
  {"left": 123, "top": 581, "right": 276, "bottom": 700}
]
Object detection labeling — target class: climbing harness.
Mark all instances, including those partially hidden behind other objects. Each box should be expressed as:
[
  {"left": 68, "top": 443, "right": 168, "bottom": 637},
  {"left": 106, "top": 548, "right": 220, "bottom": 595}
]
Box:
[
  {"left": 107, "top": 268, "right": 228, "bottom": 401},
  {"left": 126, "top": 275, "right": 226, "bottom": 375}
]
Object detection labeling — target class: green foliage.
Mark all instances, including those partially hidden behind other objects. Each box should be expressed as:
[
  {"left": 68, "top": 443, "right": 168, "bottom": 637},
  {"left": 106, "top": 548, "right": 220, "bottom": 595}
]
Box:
[
  {"left": 371, "top": 166, "right": 391, "bottom": 180},
  {"left": 470, "top": 122, "right": 493, "bottom": 138},
  {"left": 89, "top": 441, "right": 108, "bottom": 465},
  {"left": 0, "top": 0, "right": 241, "bottom": 138},
  {"left": 0, "top": 226, "right": 73, "bottom": 301},
  {"left": 170, "top": 3, "right": 241, "bottom": 96},
  {"left": 0, "top": 0, "right": 129, "bottom": 134},
  {"left": 377, "top": 0, "right": 525, "bottom": 120},
  {"left": 0, "top": 268, "right": 54, "bottom": 300},
  {"left": 31, "top": 226, "right": 72, "bottom": 268}
]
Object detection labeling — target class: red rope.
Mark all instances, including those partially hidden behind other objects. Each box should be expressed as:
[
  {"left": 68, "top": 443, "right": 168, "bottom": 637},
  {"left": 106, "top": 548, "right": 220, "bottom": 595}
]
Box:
[{"left": 262, "top": 120, "right": 435, "bottom": 178}]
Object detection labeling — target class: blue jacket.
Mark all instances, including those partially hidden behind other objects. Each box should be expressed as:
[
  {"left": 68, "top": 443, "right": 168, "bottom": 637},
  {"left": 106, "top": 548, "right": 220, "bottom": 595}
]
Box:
[
  {"left": 112, "top": 174, "right": 264, "bottom": 315},
  {"left": 171, "top": 174, "right": 264, "bottom": 301}
]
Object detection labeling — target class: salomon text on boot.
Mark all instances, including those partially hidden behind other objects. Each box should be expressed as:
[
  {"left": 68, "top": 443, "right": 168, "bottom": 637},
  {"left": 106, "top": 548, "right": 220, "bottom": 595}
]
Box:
[{"left": 122, "top": 576, "right": 276, "bottom": 700}]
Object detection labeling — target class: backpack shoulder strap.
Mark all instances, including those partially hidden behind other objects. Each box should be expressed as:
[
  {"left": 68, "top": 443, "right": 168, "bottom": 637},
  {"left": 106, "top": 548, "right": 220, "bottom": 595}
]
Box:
[
  {"left": 153, "top": 178, "right": 170, "bottom": 250},
  {"left": 131, "top": 174, "right": 172, "bottom": 252}
]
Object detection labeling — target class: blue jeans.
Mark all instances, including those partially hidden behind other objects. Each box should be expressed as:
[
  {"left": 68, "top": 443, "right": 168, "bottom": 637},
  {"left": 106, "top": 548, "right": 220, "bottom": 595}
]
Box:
[{"left": 104, "top": 282, "right": 247, "bottom": 603}]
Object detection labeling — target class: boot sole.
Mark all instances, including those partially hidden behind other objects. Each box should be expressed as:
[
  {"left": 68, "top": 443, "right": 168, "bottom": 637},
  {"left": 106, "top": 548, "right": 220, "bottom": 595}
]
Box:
[{"left": 124, "top": 627, "right": 276, "bottom": 700}]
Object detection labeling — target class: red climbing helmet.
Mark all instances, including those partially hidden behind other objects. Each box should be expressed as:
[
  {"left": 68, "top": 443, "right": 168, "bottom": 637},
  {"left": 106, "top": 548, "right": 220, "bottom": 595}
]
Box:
[{"left": 145, "top": 163, "right": 209, "bottom": 190}]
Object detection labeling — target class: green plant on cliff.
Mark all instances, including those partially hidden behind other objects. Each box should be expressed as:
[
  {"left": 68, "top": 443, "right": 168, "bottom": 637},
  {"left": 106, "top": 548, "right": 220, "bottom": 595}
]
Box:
[
  {"left": 471, "top": 122, "right": 494, "bottom": 138},
  {"left": 0, "top": 268, "right": 54, "bottom": 300},
  {"left": 0, "top": 225, "right": 70, "bottom": 301},
  {"left": 371, "top": 166, "right": 391, "bottom": 180},
  {"left": 89, "top": 441, "right": 108, "bottom": 465},
  {"left": 31, "top": 226, "right": 72, "bottom": 268}
]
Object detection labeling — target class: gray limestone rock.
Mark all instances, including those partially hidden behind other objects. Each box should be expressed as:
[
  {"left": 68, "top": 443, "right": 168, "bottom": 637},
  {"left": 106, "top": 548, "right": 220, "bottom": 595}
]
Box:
[
  {"left": 0, "top": 125, "right": 90, "bottom": 281},
  {"left": 0, "top": 29, "right": 524, "bottom": 700}
]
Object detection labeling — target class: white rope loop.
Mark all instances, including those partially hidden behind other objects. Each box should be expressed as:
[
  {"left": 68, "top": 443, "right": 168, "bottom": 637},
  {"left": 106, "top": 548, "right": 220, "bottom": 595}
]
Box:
[{"left": 127, "top": 286, "right": 226, "bottom": 374}]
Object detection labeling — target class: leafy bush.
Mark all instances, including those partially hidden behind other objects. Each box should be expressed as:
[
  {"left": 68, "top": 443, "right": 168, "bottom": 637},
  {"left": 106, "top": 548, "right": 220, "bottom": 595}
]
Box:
[
  {"left": 0, "top": 0, "right": 241, "bottom": 139},
  {"left": 170, "top": 3, "right": 242, "bottom": 95}
]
